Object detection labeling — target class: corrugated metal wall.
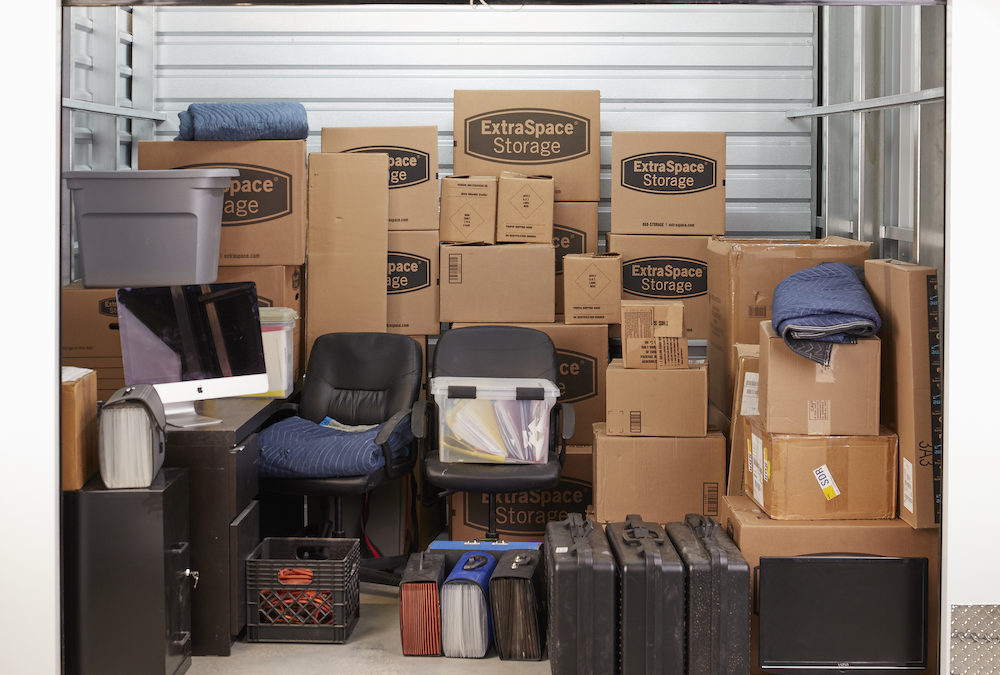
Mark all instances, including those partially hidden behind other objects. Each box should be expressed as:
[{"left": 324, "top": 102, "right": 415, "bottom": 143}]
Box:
[{"left": 153, "top": 4, "right": 816, "bottom": 239}]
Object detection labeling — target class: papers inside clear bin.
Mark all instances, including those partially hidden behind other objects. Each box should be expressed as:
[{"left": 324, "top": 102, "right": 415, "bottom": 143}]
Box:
[{"left": 430, "top": 377, "right": 560, "bottom": 464}]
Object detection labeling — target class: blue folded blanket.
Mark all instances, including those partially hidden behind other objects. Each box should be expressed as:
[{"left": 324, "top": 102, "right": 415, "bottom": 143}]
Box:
[
  {"left": 176, "top": 102, "right": 309, "bottom": 141},
  {"left": 772, "top": 262, "right": 881, "bottom": 366},
  {"left": 259, "top": 414, "right": 412, "bottom": 478}
]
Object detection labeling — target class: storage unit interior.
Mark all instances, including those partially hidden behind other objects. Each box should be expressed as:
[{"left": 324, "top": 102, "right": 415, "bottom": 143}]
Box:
[{"left": 58, "top": 1, "right": 950, "bottom": 672}]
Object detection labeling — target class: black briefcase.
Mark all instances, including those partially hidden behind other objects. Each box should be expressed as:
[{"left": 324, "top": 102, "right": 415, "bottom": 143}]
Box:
[{"left": 544, "top": 513, "right": 617, "bottom": 675}]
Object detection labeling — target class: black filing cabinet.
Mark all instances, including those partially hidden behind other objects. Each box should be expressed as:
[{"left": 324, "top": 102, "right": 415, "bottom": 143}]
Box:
[
  {"left": 162, "top": 397, "right": 276, "bottom": 655},
  {"left": 64, "top": 468, "right": 192, "bottom": 675}
]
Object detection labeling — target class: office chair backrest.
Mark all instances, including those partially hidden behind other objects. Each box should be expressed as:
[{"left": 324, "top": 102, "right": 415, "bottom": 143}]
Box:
[
  {"left": 433, "top": 326, "right": 557, "bottom": 381},
  {"left": 300, "top": 333, "right": 422, "bottom": 426}
]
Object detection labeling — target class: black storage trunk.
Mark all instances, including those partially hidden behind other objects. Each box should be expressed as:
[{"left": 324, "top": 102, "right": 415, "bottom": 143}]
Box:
[
  {"left": 606, "top": 514, "right": 685, "bottom": 675},
  {"left": 665, "top": 514, "right": 751, "bottom": 675},
  {"left": 544, "top": 513, "right": 617, "bottom": 675}
]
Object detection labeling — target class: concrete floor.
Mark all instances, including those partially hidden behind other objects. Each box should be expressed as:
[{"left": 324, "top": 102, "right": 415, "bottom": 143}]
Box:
[{"left": 188, "top": 582, "right": 551, "bottom": 675}]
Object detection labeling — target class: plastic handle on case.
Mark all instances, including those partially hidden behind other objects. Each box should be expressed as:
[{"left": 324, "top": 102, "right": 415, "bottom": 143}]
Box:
[
  {"left": 448, "top": 385, "right": 477, "bottom": 399},
  {"left": 515, "top": 386, "right": 545, "bottom": 400}
]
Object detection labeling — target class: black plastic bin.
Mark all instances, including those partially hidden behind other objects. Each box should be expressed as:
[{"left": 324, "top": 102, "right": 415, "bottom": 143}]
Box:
[{"left": 246, "top": 537, "right": 360, "bottom": 644}]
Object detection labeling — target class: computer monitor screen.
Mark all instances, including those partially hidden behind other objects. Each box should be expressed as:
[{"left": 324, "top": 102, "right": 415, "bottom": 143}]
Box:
[
  {"left": 117, "top": 282, "right": 268, "bottom": 427},
  {"left": 758, "top": 555, "right": 928, "bottom": 673}
]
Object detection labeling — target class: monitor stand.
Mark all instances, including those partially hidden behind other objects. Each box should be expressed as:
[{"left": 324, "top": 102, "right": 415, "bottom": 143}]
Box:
[{"left": 163, "top": 401, "right": 222, "bottom": 428}]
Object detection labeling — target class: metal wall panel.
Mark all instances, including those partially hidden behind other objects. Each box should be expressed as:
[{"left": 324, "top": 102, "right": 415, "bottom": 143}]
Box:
[{"left": 152, "top": 4, "right": 816, "bottom": 238}]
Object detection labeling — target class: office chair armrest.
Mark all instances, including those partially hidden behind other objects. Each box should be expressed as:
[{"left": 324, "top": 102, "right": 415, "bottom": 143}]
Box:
[
  {"left": 410, "top": 400, "right": 428, "bottom": 439},
  {"left": 555, "top": 401, "right": 575, "bottom": 465},
  {"left": 377, "top": 408, "right": 413, "bottom": 480}
]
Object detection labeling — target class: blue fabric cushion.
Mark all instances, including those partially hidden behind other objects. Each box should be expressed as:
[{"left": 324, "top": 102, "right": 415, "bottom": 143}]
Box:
[
  {"left": 176, "top": 102, "right": 309, "bottom": 141},
  {"left": 772, "top": 262, "right": 881, "bottom": 365},
  {"left": 259, "top": 415, "right": 412, "bottom": 478}
]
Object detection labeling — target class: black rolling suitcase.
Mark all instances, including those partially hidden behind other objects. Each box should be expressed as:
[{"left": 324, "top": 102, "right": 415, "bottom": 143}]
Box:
[
  {"left": 606, "top": 514, "right": 685, "bottom": 675},
  {"left": 545, "top": 513, "right": 617, "bottom": 675},
  {"left": 666, "top": 513, "right": 751, "bottom": 675}
]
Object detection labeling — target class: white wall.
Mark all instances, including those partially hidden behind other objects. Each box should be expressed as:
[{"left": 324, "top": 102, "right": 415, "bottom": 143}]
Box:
[
  {"left": 0, "top": 0, "right": 60, "bottom": 672},
  {"left": 943, "top": 0, "right": 1000, "bottom": 667}
]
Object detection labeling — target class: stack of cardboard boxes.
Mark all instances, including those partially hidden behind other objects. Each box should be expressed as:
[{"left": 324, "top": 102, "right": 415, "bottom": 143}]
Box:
[
  {"left": 593, "top": 301, "right": 726, "bottom": 524},
  {"left": 445, "top": 90, "right": 605, "bottom": 541}
]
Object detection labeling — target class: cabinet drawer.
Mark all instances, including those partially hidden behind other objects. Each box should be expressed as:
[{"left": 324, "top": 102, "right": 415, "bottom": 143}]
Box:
[
  {"left": 229, "top": 499, "right": 261, "bottom": 637},
  {"left": 232, "top": 433, "right": 260, "bottom": 516}
]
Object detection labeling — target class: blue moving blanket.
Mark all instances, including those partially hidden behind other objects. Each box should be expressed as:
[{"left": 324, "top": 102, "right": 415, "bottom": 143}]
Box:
[
  {"left": 259, "top": 415, "right": 412, "bottom": 478},
  {"left": 176, "top": 102, "right": 309, "bottom": 141},
  {"left": 772, "top": 262, "right": 881, "bottom": 366}
]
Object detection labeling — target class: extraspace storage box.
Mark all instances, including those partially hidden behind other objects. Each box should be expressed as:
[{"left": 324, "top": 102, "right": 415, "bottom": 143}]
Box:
[
  {"left": 864, "top": 259, "right": 942, "bottom": 529},
  {"left": 453, "top": 90, "right": 601, "bottom": 202},
  {"left": 439, "top": 175, "right": 497, "bottom": 243},
  {"left": 387, "top": 230, "right": 440, "bottom": 336},
  {"left": 452, "top": 321, "right": 609, "bottom": 445},
  {"left": 759, "top": 321, "right": 881, "bottom": 436},
  {"left": 496, "top": 172, "right": 554, "bottom": 243},
  {"left": 563, "top": 253, "right": 621, "bottom": 324},
  {"left": 448, "top": 445, "right": 593, "bottom": 542},
  {"left": 305, "top": 152, "right": 388, "bottom": 364},
  {"left": 61, "top": 366, "right": 99, "bottom": 491},
  {"left": 554, "top": 202, "right": 600, "bottom": 315},
  {"left": 721, "top": 495, "right": 940, "bottom": 675},
  {"left": 743, "top": 416, "right": 897, "bottom": 521},
  {"left": 137, "top": 140, "right": 307, "bottom": 266},
  {"left": 611, "top": 132, "right": 726, "bottom": 235},
  {"left": 608, "top": 234, "right": 710, "bottom": 339},
  {"left": 592, "top": 423, "right": 725, "bottom": 525},
  {"left": 706, "top": 236, "right": 872, "bottom": 415},
  {"left": 439, "top": 244, "right": 555, "bottom": 323},
  {"left": 320, "top": 126, "right": 438, "bottom": 231},
  {"left": 60, "top": 283, "right": 125, "bottom": 401},
  {"left": 605, "top": 360, "right": 707, "bottom": 437},
  {"left": 620, "top": 299, "right": 687, "bottom": 369}
]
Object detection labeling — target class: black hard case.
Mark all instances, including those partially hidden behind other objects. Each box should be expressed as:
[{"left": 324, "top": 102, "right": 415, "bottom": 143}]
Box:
[
  {"left": 665, "top": 514, "right": 751, "bottom": 675},
  {"left": 606, "top": 514, "right": 685, "bottom": 675},
  {"left": 544, "top": 513, "right": 617, "bottom": 675}
]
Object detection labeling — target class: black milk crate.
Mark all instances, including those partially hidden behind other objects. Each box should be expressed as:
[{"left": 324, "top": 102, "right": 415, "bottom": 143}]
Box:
[{"left": 246, "top": 537, "right": 360, "bottom": 644}]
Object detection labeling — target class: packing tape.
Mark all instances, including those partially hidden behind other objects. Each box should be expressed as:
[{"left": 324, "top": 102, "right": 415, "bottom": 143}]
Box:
[{"left": 824, "top": 441, "right": 850, "bottom": 515}]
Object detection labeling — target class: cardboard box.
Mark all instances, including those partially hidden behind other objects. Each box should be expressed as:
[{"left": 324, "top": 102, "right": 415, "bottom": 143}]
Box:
[
  {"left": 706, "top": 237, "right": 872, "bottom": 415},
  {"left": 439, "top": 175, "right": 497, "bottom": 244},
  {"left": 554, "top": 202, "right": 600, "bottom": 315},
  {"left": 727, "top": 343, "right": 760, "bottom": 496},
  {"left": 452, "top": 321, "right": 608, "bottom": 445},
  {"left": 620, "top": 299, "right": 687, "bottom": 369},
  {"left": 721, "top": 495, "right": 940, "bottom": 675},
  {"left": 496, "top": 172, "right": 554, "bottom": 243},
  {"left": 387, "top": 230, "right": 440, "bottom": 336},
  {"left": 321, "top": 126, "right": 438, "bottom": 231},
  {"left": 864, "top": 259, "right": 941, "bottom": 529},
  {"left": 743, "top": 416, "right": 897, "bottom": 521},
  {"left": 593, "top": 423, "right": 725, "bottom": 524},
  {"left": 453, "top": 90, "right": 601, "bottom": 202},
  {"left": 305, "top": 153, "right": 388, "bottom": 364},
  {"left": 216, "top": 265, "right": 303, "bottom": 378},
  {"left": 605, "top": 359, "right": 707, "bottom": 437},
  {"left": 61, "top": 283, "right": 125, "bottom": 401},
  {"left": 608, "top": 234, "right": 710, "bottom": 339},
  {"left": 448, "top": 444, "right": 593, "bottom": 542},
  {"left": 759, "top": 321, "right": 880, "bottom": 436},
  {"left": 137, "top": 140, "right": 307, "bottom": 266},
  {"left": 61, "top": 366, "right": 99, "bottom": 491},
  {"left": 439, "top": 244, "right": 555, "bottom": 323},
  {"left": 611, "top": 132, "right": 726, "bottom": 235},
  {"left": 564, "top": 253, "right": 621, "bottom": 324}
]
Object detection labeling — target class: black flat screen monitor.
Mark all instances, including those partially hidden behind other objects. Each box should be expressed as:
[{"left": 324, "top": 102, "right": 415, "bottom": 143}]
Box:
[
  {"left": 758, "top": 555, "right": 928, "bottom": 673},
  {"left": 116, "top": 282, "right": 268, "bottom": 427}
]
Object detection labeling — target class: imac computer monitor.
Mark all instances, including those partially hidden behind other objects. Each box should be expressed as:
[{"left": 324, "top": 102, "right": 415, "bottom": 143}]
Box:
[
  {"left": 758, "top": 554, "right": 928, "bottom": 673},
  {"left": 116, "top": 282, "right": 269, "bottom": 427}
]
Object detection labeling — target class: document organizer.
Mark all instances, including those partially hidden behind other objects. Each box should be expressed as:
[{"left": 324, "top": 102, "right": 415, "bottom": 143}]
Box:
[
  {"left": 440, "top": 552, "right": 498, "bottom": 658},
  {"left": 399, "top": 552, "right": 447, "bottom": 656},
  {"left": 98, "top": 384, "right": 167, "bottom": 489},
  {"left": 489, "top": 550, "right": 545, "bottom": 661}
]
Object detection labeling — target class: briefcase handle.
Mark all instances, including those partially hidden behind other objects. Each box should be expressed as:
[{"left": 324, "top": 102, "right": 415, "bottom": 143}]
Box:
[{"left": 623, "top": 514, "right": 663, "bottom": 546}]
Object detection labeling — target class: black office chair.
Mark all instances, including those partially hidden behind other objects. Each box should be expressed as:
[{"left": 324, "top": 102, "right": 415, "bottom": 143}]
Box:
[
  {"left": 419, "top": 326, "right": 574, "bottom": 540},
  {"left": 258, "top": 332, "right": 425, "bottom": 584}
]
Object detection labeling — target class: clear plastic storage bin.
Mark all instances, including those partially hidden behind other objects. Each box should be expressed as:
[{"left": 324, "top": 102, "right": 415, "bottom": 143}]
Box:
[
  {"left": 247, "top": 307, "right": 299, "bottom": 399},
  {"left": 430, "top": 376, "right": 560, "bottom": 464},
  {"left": 63, "top": 168, "right": 239, "bottom": 287}
]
